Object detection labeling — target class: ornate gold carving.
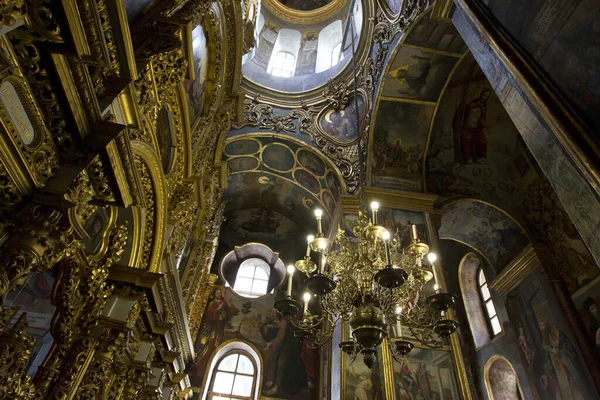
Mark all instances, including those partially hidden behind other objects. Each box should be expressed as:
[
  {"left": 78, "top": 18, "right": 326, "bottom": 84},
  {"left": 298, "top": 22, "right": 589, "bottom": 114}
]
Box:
[
  {"left": 0, "top": 1, "right": 26, "bottom": 30},
  {"left": 0, "top": 310, "right": 36, "bottom": 399},
  {"left": 0, "top": 203, "right": 80, "bottom": 301},
  {"left": 373, "top": 0, "right": 431, "bottom": 43},
  {"left": 135, "top": 154, "right": 156, "bottom": 269}
]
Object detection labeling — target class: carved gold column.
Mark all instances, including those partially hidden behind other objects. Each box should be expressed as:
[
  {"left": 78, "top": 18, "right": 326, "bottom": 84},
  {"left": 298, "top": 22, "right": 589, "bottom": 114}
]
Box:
[
  {"left": 535, "top": 245, "right": 600, "bottom": 394},
  {"left": 0, "top": 310, "right": 36, "bottom": 399}
]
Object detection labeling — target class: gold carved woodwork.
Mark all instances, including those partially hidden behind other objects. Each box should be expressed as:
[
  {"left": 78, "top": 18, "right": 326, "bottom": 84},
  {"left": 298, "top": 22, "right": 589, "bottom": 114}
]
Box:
[{"left": 0, "top": 310, "right": 36, "bottom": 399}]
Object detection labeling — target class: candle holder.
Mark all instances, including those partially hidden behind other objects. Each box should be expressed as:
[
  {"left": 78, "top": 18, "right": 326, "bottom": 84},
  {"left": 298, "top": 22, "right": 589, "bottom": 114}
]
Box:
[
  {"left": 274, "top": 296, "right": 302, "bottom": 317},
  {"left": 295, "top": 257, "right": 317, "bottom": 275},
  {"left": 393, "top": 339, "right": 414, "bottom": 357},
  {"left": 310, "top": 235, "right": 331, "bottom": 252},
  {"left": 375, "top": 266, "right": 408, "bottom": 289},
  {"left": 306, "top": 273, "right": 337, "bottom": 295},
  {"left": 433, "top": 319, "right": 459, "bottom": 337},
  {"left": 339, "top": 340, "right": 356, "bottom": 356},
  {"left": 427, "top": 292, "right": 457, "bottom": 312}
]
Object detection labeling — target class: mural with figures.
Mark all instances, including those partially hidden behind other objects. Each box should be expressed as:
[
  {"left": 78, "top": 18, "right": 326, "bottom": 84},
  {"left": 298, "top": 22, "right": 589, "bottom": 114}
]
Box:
[
  {"left": 318, "top": 96, "right": 364, "bottom": 143},
  {"left": 183, "top": 23, "right": 209, "bottom": 128},
  {"left": 572, "top": 276, "right": 600, "bottom": 358},
  {"left": 523, "top": 178, "right": 598, "bottom": 293},
  {"left": 370, "top": 13, "right": 467, "bottom": 192},
  {"left": 392, "top": 347, "right": 460, "bottom": 400},
  {"left": 371, "top": 101, "right": 433, "bottom": 191},
  {"left": 190, "top": 286, "right": 318, "bottom": 399},
  {"left": 382, "top": 47, "right": 458, "bottom": 102},
  {"left": 439, "top": 200, "right": 528, "bottom": 271},
  {"left": 506, "top": 271, "right": 596, "bottom": 399},
  {"left": 425, "top": 53, "right": 537, "bottom": 216}
]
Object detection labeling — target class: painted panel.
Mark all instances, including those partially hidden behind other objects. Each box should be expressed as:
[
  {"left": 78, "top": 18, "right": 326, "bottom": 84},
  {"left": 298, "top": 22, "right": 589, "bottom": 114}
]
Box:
[
  {"left": 392, "top": 347, "right": 460, "bottom": 400},
  {"left": 318, "top": 96, "right": 364, "bottom": 144},
  {"left": 382, "top": 47, "right": 458, "bottom": 102},
  {"left": 426, "top": 54, "right": 531, "bottom": 215},
  {"left": 156, "top": 105, "right": 175, "bottom": 174},
  {"left": 371, "top": 101, "right": 434, "bottom": 191},
  {"left": 506, "top": 271, "right": 596, "bottom": 399}
]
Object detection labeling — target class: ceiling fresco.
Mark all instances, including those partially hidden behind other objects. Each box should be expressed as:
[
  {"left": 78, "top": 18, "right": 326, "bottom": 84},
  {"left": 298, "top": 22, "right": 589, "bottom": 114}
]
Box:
[
  {"left": 438, "top": 199, "right": 529, "bottom": 272},
  {"left": 218, "top": 135, "right": 344, "bottom": 266},
  {"left": 369, "top": 14, "right": 466, "bottom": 193}
]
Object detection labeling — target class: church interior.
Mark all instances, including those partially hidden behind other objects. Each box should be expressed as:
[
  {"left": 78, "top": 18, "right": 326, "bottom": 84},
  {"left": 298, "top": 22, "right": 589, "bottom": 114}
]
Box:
[{"left": 0, "top": 0, "right": 599, "bottom": 398}]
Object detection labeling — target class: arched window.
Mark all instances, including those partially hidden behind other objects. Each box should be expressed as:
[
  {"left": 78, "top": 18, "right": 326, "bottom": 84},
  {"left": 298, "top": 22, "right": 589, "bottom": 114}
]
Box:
[
  {"left": 267, "top": 29, "right": 301, "bottom": 78},
  {"left": 315, "top": 20, "right": 343, "bottom": 73},
  {"left": 478, "top": 268, "right": 502, "bottom": 336},
  {"left": 267, "top": 51, "right": 296, "bottom": 77},
  {"left": 331, "top": 43, "right": 342, "bottom": 68},
  {"left": 208, "top": 351, "right": 257, "bottom": 400},
  {"left": 233, "top": 258, "right": 270, "bottom": 298}
]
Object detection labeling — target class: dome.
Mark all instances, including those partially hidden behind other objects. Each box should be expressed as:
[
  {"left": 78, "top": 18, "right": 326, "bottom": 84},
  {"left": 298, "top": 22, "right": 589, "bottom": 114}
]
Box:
[{"left": 241, "top": 0, "right": 367, "bottom": 93}]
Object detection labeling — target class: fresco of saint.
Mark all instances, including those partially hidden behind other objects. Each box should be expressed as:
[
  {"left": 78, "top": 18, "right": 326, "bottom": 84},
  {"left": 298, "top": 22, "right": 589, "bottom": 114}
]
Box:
[{"left": 453, "top": 89, "right": 491, "bottom": 165}]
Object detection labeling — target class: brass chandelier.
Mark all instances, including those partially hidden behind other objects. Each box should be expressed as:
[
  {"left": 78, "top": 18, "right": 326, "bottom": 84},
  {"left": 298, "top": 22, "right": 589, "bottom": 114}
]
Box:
[
  {"left": 275, "top": 0, "right": 459, "bottom": 368},
  {"left": 275, "top": 205, "right": 459, "bottom": 367}
]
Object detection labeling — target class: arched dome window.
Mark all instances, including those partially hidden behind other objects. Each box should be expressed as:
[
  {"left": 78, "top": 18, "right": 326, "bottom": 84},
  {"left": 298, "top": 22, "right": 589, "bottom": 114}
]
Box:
[
  {"left": 267, "top": 29, "right": 301, "bottom": 77},
  {"left": 315, "top": 20, "right": 342, "bottom": 73},
  {"left": 233, "top": 258, "right": 271, "bottom": 298},
  {"left": 207, "top": 349, "right": 259, "bottom": 399},
  {"left": 268, "top": 51, "right": 296, "bottom": 77}
]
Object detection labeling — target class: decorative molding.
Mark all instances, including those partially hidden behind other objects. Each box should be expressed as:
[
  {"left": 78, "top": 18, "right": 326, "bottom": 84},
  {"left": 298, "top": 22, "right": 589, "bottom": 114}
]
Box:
[{"left": 489, "top": 244, "right": 540, "bottom": 295}]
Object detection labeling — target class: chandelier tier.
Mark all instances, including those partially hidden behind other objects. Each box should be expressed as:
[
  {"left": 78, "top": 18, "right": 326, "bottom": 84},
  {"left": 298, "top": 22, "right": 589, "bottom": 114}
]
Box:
[{"left": 275, "top": 202, "right": 459, "bottom": 368}]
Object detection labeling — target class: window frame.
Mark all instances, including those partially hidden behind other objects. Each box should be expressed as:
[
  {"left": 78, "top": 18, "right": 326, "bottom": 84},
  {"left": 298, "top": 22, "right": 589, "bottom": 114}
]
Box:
[
  {"left": 267, "top": 51, "right": 296, "bottom": 78},
  {"left": 232, "top": 258, "right": 271, "bottom": 298},
  {"left": 207, "top": 350, "right": 258, "bottom": 400},
  {"left": 477, "top": 267, "right": 502, "bottom": 337},
  {"left": 330, "top": 42, "right": 342, "bottom": 69}
]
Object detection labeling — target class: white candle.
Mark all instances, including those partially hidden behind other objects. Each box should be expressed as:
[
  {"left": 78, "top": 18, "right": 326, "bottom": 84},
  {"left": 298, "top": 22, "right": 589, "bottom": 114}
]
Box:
[
  {"left": 286, "top": 265, "right": 295, "bottom": 296},
  {"left": 371, "top": 201, "right": 379, "bottom": 225},
  {"left": 306, "top": 235, "right": 314, "bottom": 257},
  {"left": 427, "top": 253, "right": 439, "bottom": 287},
  {"left": 314, "top": 209, "right": 323, "bottom": 234},
  {"left": 396, "top": 306, "right": 403, "bottom": 337},
  {"left": 303, "top": 293, "right": 311, "bottom": 314},
  {"left": 382, "top": 230, "right": 391, "bottom": 265}
]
